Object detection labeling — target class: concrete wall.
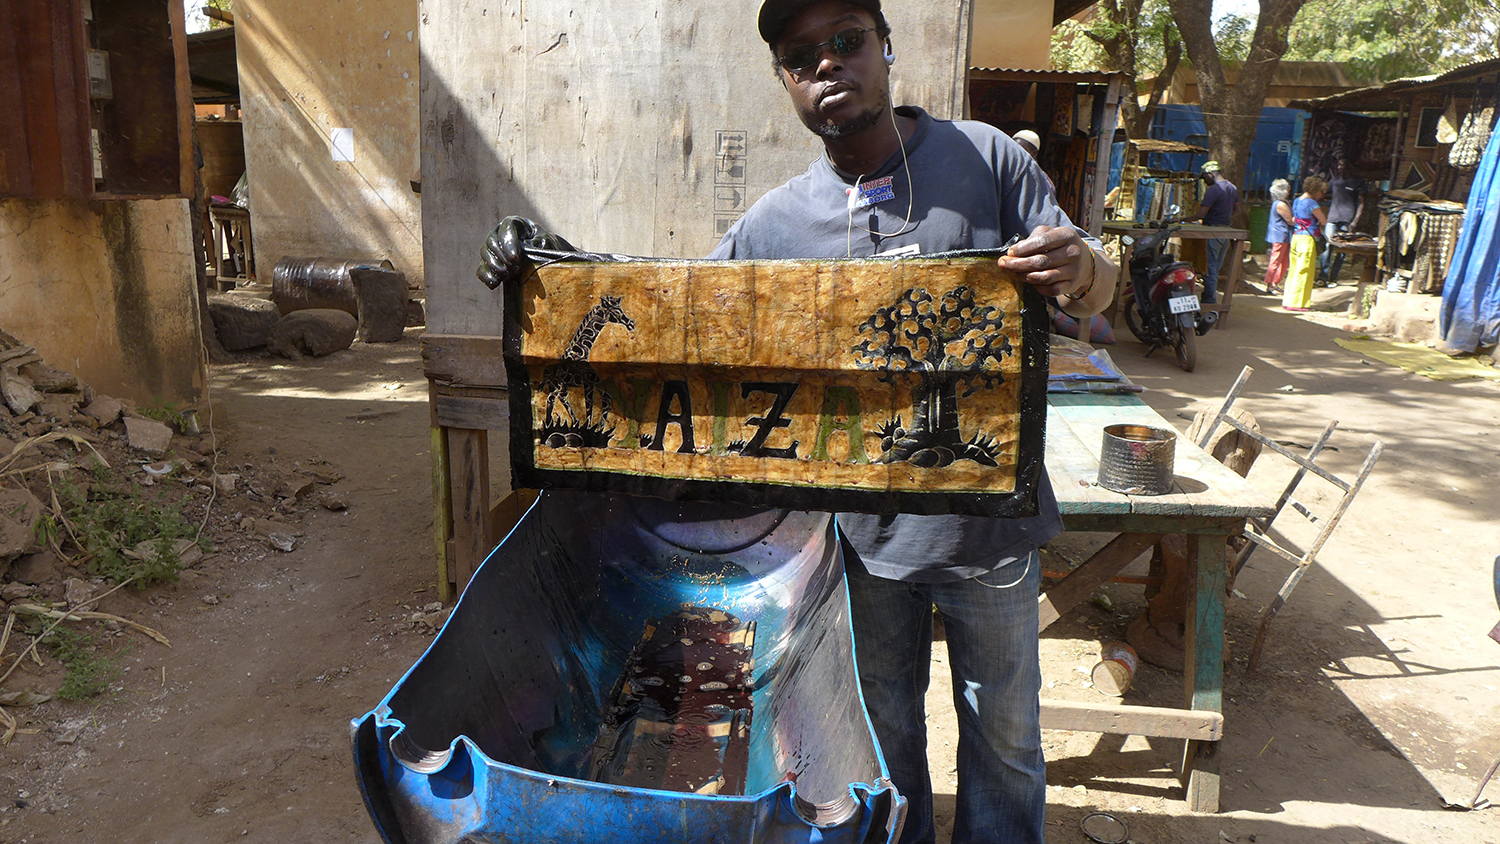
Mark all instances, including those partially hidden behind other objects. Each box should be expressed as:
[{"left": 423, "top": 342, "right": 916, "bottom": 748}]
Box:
[
  {"left": 420, "top": 0, "right": 977, "bottom": 337},
  {"left": 235, "top": 0, "right": 423, "bottom": 288},
  {"left": 970, "top": 0, "right": 1051, "bottom": 71},
  {"left": 0, "top": 199, "right": 204, "bottom": 404}
]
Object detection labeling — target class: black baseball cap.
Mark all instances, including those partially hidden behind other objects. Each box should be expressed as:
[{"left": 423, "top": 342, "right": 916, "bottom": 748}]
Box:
[{"left": 758, "top": 0, "right": 883, "bottom": 44}]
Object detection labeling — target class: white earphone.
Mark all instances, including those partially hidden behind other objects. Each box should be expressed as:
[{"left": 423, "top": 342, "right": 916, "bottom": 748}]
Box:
[{"left": 883, "top": 41, "right": 895, "bottom": 65}]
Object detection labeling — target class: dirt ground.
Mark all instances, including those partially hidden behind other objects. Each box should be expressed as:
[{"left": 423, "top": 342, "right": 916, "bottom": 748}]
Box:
[{"left": 1, "top": 277, "right": 1498, "bottom": 843}]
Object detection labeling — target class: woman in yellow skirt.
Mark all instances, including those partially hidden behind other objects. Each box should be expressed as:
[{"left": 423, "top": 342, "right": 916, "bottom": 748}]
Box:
[{"left": 1284, "top": 176, "right": 1328, "bottom": 311}]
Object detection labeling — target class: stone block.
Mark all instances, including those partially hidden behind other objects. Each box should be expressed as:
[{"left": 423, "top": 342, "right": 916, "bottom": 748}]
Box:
[
  {"left": 1367, "top": 291, "right": 1440, "bottom": 344},
  {"left": 124, "top": 416, "right": 174, "bottom": 454},
  {"left": 266, "top": 309, "right": 358, "bottom": 359},
  {"left": 18, "top": 362, "right": 78, "bottom": 392},
  {"left": 0, "top": 366, "right": 38, "bottom": 415},
  {"left": 349, "top": 267, "right": 408, "bottom": 343},
  {"left": 82, "top": 396, "right": 124, "bottom": 425},
  {"left": 0, "top": 487, "right": 44, "bottom": 561},
  {"left": 208, "top": 294, "right": 283, "bottom": 351}
]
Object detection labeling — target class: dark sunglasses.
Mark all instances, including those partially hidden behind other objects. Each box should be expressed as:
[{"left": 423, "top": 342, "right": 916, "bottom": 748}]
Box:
[{"left": 777, "top": 27, "right": 875, "bottom": 73}]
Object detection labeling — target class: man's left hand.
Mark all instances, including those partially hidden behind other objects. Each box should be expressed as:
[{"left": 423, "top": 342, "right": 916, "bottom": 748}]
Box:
[{"left": 996, "top": 225, "right": 1094, "bottom": 299}]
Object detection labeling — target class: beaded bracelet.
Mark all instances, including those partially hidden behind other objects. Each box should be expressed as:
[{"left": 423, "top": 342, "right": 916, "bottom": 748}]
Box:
[{"left": 1062, "top": 271, "right": 1096, "bottom": 301}]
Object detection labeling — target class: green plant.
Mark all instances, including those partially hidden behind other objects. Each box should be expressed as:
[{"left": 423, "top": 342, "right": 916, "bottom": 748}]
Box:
[
  {"left": 32, "top": 513, "right": 59, "bottom": 548},
  {"left": 136, "top": 400, "right": 189, "bottom": 433},
  {"left": 56, "top": 467, "right": 204, "bottom": 587},
  {"left": 43, "top": 627, "right": 120, "bottom": 701}
]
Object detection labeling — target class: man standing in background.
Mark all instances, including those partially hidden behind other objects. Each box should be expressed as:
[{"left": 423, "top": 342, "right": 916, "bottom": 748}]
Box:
[
  {"left": 1178, "top": 160, "right": 1239, "bottom": 307},
  {"left": 1321, "top": 158, "right": 1367, "bottom": 285}
]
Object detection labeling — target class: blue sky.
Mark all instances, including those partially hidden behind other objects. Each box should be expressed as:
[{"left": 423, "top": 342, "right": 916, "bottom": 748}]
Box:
[{"left": 1216, "top": 0, "right": 1260, "bottom": 21}]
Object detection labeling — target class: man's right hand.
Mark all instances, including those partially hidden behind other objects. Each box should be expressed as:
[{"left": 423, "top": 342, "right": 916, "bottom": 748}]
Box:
[{"left": 476, "top": 216, "right": 576, "bottom": 289}]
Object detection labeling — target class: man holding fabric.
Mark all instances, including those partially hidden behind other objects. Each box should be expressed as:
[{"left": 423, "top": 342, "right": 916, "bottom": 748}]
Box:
[
  {"left": 479, "top": 2, "right": 1116, "bottom": 840},
  {"left": 710, "top": 3, "right": 1114, "bottom": 842}
]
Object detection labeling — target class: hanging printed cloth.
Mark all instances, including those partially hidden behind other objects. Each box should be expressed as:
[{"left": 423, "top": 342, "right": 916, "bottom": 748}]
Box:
[{"left": 1450, "top": 99, "right": 1496, "bottom": 170}]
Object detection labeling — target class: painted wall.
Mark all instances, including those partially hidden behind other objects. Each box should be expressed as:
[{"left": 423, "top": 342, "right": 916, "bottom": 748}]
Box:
[
  {"left": 970, "top": 0, "right": 1051, "bottom": 71},
  {"left": 0, "top": 199, "right": 204, "bottom": 404},
  {"left": 420, "top": 0, "right": 976, "bottom": 337},
  {"left": 235, "top": 0, "right": 423, "bottom": 287}
]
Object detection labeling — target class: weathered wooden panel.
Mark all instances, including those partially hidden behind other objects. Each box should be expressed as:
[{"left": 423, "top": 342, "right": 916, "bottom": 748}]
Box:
[
  {"left": 420, "top": 0, "right": 974, "bottom": 337},
  {"left": 504, "top": 256, "right": 1047, "bottom": 516}
]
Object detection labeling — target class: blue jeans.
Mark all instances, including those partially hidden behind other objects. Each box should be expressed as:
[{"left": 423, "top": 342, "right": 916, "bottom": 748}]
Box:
[
  {"left": 1321, "top": 222, "right": 1348, "bottom": 279},
  {"left": 1202, "top": 237, "right": 1228, "bottom": 304},
  {"left": 843, "top": 543, "right": 1044, "bottom": 844}
]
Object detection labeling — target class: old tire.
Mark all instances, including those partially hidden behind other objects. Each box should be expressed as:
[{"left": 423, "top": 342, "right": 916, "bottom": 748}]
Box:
[
  {"left": 1173, "top": 324, "right": 1197, "bottom": 372},
  {"left": 1122, "top": 288, "right": 1151, "bottom": 344}
]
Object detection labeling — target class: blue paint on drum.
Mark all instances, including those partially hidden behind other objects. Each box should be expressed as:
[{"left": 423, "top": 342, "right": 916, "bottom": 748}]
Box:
[{"left": 352, "top": 490, "right": 905, "bottom": 844}]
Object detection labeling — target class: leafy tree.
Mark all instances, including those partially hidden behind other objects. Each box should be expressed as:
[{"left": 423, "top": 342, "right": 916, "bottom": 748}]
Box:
[
  {"left": 1052, "top": 0, "right": 1185, "bottom": 140},
  {"left": 850, "top": 286, "right": 1011, "bottom": 467},
  {"left": 1280, "top": 0, "right": 1500, "bottom": 81},
  {"left": 1167, "top": 0, "right": 1311, "bottom": 200}
]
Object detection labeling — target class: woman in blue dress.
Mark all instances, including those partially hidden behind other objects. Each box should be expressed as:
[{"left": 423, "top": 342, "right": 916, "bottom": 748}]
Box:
[{"left": 1284, "top": 177, "right": 1327, "bottom": 311}]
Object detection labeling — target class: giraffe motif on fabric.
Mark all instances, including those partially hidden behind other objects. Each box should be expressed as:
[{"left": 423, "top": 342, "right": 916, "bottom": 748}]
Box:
[{"left": 541, "top": 294, "right": 636, "bottom": 430}]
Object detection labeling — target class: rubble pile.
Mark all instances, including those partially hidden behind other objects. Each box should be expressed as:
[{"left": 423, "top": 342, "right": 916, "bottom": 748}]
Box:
[{"left": 0, "top": 328, "right": 350, "bottom": 612}]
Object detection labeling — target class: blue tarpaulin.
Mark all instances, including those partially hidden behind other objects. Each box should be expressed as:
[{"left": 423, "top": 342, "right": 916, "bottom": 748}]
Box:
[
  {"left": 1145, "top": 105, "right": 1303, "bottom": 193},
  {"left": 1440, "top": 127, "right": 1500, "bottom": 353}
]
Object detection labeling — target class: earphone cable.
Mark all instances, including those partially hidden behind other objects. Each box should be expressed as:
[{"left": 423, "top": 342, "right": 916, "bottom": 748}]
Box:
[{"left": 846, "top": 94, "right": 917, "bottom": 256}]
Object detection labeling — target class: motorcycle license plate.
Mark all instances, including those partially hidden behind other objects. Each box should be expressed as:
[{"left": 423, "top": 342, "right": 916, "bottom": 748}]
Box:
[{"left": 1167, "top": 295, "right": 1201, "bottom": 314}]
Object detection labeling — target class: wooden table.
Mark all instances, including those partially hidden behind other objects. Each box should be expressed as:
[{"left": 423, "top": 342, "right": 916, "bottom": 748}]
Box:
[
  {"left": 208, "top": 205, "right": 254, "bottom": 290},
  {"left": 1101, "top": 222, "right": 1252, "bottom": 328},
  {"left": 1328, "top": 239, "right": 1379, "bottom": 318},
  {"left": 1038, "top": 391, "right": 1275, "bottom": 812}
]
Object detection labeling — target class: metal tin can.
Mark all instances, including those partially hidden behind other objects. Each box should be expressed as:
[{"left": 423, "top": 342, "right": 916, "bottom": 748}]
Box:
[
  {"left": 1091, "top": 641, "right": 1139, "bottom": 696},
  {"left": 1096, "top": 424, "right": 1176, "bottom": 495}
]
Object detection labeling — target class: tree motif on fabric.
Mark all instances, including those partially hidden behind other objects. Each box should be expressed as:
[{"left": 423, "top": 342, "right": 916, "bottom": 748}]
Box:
[{"left": 851, "top": 286, "right": 1011, "bottom": 467}]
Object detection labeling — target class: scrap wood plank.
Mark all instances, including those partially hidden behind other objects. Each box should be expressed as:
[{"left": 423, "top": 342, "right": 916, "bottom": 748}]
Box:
[
  {"left": 446, "top": 427, "right": 491, "bottom": 591},
  {"left": 432, "top": 392, "right": 508, "bottom": 430},
  {"left": 422, "top": 334, "right": 507, "bottom": 389},
  {"left": 1040, "top": 700, "right": 1223, "bottom": 741},
  {"left": 1038, "top": 532, "right": 1160, "bottom": 632}
]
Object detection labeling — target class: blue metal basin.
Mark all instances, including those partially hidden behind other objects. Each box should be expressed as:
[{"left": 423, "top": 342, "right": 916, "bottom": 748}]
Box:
[{"left": 352, "top": 490, "right": 904, "bottom": 843}]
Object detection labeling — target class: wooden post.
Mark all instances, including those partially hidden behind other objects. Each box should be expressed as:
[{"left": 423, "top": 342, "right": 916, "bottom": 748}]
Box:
[
  {"left": 430, "top": 425, "right": 453, "bottom": 603},
  {"left": 446, "top": 428, "right": 491, "bottom": 593},
  {"left": 1181, "top": 532, "right": 1225, "bottom": 812}
]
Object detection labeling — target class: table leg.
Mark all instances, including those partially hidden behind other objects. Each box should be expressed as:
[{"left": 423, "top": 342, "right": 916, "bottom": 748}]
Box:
[
  {"left": 212, "top": 217, "right": 227, "bottom": 284},
  {"left": 1216, "top": 240, "right": 1247, "bottom": 327},
  {"left": 1348, "top": 257, "right": 1378, "bottom": 318},
  {"left": 1181, "top": 532, "right": 1225, "bottom": 812}
]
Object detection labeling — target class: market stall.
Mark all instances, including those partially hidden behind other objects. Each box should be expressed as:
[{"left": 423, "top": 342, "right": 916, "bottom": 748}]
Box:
[
  {"left": 968, "top": 68, "right": 1126, "bottom": 236},
  {"left": 1291, "top": 58, "right": 1500, "bottom": 296}
]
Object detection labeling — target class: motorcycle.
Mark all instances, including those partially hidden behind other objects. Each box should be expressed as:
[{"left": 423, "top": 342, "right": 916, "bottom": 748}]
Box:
[{"left": 1120, "top": 221, "right": 1213, "bottom": 373}]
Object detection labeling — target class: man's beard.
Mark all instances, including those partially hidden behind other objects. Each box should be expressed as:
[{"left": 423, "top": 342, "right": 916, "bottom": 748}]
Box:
[
  {"left": 812, "top": 105, "right": 883, "bottom": 139},
  {"left": 805, "top": 88, "right": 889, "bottom": 139}
]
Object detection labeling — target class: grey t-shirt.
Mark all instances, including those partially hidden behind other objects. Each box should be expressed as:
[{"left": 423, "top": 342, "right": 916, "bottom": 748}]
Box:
[
  {"left": 707, "top": 106, "right": 1071, "bottom": 582},
  {"left": 1327, "top": 175, "right": 1367, "bottom": 225}
]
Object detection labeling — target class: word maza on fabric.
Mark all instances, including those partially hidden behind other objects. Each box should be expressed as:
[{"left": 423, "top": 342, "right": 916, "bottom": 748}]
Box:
[{"left": 503, "top": 257, "right": 1048, "bottom": 517}]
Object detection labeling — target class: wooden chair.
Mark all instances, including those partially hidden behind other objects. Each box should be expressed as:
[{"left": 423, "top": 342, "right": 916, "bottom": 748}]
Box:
[{"left": 1194, "top": 366, "right": 1385, "bottom": 670}]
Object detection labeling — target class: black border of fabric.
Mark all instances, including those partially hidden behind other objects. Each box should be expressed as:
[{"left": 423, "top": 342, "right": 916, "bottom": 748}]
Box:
[{"left": 502, "top": 252, "right": 1047, "bottom": 518}]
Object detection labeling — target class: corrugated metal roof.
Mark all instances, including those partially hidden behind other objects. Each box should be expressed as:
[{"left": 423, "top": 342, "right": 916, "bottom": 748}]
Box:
[
  {"left": 969, "top": 67, "right": 1126, "bottom": 85},
  {"left": 1290, "top": 55, "right": 1500, "bottom": 111}
]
